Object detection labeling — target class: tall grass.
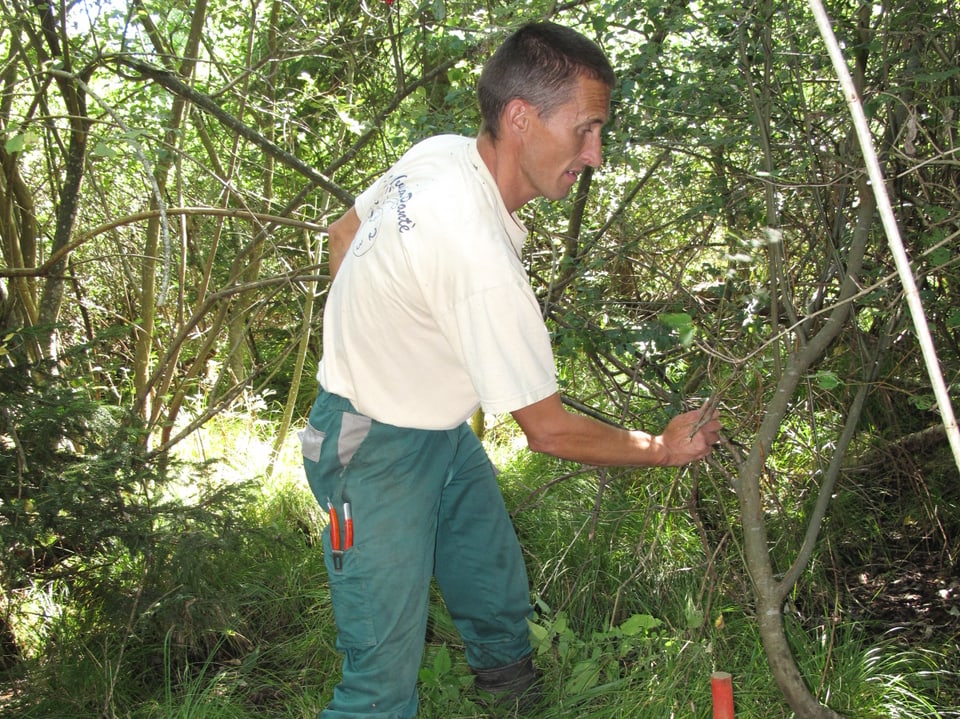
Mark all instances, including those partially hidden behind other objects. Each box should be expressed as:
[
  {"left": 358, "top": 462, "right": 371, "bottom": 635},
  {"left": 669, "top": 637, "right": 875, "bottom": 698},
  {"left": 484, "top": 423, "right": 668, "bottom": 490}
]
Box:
[{"left": 1, "top": 408, "right": 956, "bottom": 719}]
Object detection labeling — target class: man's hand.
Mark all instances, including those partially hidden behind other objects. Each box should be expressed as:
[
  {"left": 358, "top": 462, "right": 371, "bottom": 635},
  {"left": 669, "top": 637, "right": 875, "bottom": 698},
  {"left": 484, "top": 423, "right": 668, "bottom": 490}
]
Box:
[
  {"left": 655, "top": 403, "right": 722, "bottom": 466},
  {"left": 512, "top": 393, "right": 721, "bottom": 468}
]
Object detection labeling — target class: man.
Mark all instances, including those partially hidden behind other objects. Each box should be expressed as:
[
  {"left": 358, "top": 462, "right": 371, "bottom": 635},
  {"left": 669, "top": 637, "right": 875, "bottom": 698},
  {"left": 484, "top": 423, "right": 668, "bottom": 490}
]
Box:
[{"left": 301, "top": 21, "right": 721, "bottom": 719}]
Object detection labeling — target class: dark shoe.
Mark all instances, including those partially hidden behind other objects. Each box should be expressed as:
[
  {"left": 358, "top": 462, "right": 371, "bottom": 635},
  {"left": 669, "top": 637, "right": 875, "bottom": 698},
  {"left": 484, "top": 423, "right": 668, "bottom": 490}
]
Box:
[{"left": 473, "top": 654, "right": 543, "bottom": 715}]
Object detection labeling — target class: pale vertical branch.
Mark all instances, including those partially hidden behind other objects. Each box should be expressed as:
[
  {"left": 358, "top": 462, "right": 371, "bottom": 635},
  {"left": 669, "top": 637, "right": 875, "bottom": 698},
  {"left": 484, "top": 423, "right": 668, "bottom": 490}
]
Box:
[
  {"left": 808, "top": 0, "right": 960, "bottom": 474},
  {"left": 269, "top": 230, "right": 320, "bottom": 477}
]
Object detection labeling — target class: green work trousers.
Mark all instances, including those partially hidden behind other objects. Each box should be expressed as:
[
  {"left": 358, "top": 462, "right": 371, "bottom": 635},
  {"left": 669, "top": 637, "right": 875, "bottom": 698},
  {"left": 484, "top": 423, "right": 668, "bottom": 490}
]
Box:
[{"left": 301, "top": 388, "right": 534, "bottom": 719}]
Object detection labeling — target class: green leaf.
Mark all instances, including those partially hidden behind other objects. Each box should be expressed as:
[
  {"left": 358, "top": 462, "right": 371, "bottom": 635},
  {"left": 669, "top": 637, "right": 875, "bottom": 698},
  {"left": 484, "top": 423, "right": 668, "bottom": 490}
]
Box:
[
  {"left": 660, "top": 312, "right": 696, "bottom": 347},
  {"left": 928, "top": 246, "right": 951, "bottom": 268},
  {"left": 5, "top": 134, "right": 26, "bottom": 153},
  {"left": 684, "top": 596, "right": 704, "bottom": 630},
  {"left": 946, "top": 309, "right": 960, "bottom": 330},
  {"left": 432, "top": 645, "right": 451, "bottom": 675},
  {"left": 0, "top": 331, "right": 15, "bottom": 357},
  {"left": 660, "top": 312, "right": 692, "bottom": 329},
  {"left": 93, "top": 142, "right": 118, "bottom": 158},
  {"left": 913, "top": 67, "right": 960, "bottom": 82},
  {"left": 4, "top": 132, "right": 38, "bottom": 153},
  {"left": 566, "top": 658, "right": 601, "bottom": 695},
  {"left": 620, "top": 613, "right": 662, "bottom": 636},
  {"left": 529, "top": 621, "right": 551, "bottom": 653},
  {"left": 814, "top": 370, "right": 841, "bottom": 390}
]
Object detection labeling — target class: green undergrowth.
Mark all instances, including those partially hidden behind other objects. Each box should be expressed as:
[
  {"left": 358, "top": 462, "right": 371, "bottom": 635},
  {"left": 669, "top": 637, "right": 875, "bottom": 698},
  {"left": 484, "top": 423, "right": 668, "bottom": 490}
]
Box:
[{"left": 1, "top": 413, "right": 956, "bottom": 719}]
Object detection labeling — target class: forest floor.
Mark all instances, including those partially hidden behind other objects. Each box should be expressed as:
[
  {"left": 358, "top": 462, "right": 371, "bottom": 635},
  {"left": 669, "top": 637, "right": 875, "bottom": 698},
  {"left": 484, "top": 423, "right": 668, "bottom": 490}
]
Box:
[
  {"left": 837, "top": 441, "right": 960, "bottom": 662},
  {"left": 845, "top": 554, "right": 960, "bottom": 644}
]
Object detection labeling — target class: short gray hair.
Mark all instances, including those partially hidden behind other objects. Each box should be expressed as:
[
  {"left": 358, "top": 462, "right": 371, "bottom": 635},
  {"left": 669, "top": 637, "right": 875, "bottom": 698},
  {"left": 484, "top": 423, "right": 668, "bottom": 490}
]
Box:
[{"left": 478, "top": 22, "right": 615, "bottom": 140}]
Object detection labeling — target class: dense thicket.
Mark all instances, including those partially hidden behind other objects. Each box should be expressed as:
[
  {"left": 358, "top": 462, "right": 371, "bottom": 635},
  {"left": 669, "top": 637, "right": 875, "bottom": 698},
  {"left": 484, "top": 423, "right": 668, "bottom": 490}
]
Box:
[{"left": 1, "top": 0, "right": 957, "bottom": 716}]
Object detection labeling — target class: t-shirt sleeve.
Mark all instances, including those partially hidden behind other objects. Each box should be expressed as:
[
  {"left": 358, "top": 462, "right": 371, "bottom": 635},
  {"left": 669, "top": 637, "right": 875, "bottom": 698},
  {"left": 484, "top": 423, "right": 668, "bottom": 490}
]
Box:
[
  {"left": 353, "top": 179, "right": 380, "bottom": 220},
  {"left": 439, "top": 281, "right": 559, "bottom": 415}
]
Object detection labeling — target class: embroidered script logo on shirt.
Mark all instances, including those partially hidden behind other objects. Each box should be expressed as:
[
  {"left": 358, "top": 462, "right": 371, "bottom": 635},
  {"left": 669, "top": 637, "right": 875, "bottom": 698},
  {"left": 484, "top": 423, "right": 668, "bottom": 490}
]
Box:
[
  {"left": 387, "top": 173, "right": 416, "bottom": 234},
  {"left": 353, "top": 172, "right": 416, "bottom": 257},
  {"left": 352, "top": 221, "right": 378, "bottom": 256}
]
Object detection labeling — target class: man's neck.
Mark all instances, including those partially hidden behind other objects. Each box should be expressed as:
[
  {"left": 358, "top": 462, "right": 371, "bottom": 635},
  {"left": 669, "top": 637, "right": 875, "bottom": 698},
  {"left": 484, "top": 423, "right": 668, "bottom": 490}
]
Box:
[{"left": 476, "top": 132, "right": 533, "bottom": 213}]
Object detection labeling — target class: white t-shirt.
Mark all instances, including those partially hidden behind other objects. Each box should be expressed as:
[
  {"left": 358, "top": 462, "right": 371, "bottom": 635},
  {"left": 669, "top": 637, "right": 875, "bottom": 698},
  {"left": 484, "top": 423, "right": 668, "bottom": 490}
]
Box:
[{"left": 316, "top": 135, "right": 558, "bottom": 430}]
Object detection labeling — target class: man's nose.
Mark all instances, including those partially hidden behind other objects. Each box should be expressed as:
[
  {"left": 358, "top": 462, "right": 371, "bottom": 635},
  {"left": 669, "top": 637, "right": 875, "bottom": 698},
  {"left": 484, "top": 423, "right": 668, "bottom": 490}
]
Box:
[{"left": 582, "top": 132, "right": 603, "bottom": 168}]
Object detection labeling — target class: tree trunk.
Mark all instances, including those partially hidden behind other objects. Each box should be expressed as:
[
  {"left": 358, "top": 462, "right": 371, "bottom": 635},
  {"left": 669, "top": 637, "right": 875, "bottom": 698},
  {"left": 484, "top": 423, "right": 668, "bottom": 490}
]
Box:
[
  {"left": 734, "top": 181, "right": 875, "bottom": 718},
  {"left": 131, "top": 0, "right": 208, "bottom": 426}
]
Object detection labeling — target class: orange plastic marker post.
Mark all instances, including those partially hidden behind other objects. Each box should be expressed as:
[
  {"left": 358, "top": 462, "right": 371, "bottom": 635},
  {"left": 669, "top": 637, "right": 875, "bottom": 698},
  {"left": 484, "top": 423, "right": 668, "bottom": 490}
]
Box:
[{"left": 711, "top": 671, "right": 734, "bottom": 719}]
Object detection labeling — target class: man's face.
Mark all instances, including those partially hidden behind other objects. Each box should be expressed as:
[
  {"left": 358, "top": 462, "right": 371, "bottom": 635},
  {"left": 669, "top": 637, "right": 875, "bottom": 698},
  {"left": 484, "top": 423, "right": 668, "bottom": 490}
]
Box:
[{"left": 518, "top": 74, "right": 611, "bottom": 203}]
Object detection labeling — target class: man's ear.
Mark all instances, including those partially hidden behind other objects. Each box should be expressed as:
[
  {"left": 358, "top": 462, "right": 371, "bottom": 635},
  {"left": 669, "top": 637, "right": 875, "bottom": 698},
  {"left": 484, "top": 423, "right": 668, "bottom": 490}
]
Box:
[{"left": 504, "top": 98, "right": 532, "bottom": 135}]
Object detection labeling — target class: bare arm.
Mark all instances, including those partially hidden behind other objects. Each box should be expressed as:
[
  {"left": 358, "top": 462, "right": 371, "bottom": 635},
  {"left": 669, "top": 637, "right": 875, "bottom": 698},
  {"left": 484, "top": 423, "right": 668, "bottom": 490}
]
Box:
[
  {"left": 327, "top": 206, "right": 361, "bottom": 280},
  {"left": 511, "top": 393, "right": 720, "bottom": 467}
]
